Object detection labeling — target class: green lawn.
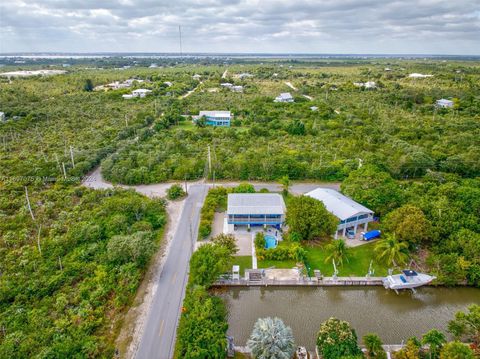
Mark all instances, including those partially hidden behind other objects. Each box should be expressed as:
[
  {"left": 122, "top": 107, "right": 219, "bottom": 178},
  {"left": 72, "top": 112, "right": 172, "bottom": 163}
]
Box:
[
  {"left": 305, "top": 242, "right": 389, "bottom": 277},
  {"left": 258, "top": 259, "right": 297, "bottom": 269},
  {"left": 232, "top": 255, "right": 252, "bottom": 276}
]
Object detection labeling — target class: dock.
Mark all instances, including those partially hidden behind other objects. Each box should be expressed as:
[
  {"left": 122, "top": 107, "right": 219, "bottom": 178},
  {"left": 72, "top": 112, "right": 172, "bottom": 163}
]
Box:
[{"left": 213, "top": 276, "right": 384, "bottom": 287}]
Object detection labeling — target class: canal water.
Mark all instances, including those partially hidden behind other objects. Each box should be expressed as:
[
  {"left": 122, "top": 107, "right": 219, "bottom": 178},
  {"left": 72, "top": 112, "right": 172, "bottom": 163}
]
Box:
[{"left": 218, "top": 287, "right": 479, "bottom": 351}]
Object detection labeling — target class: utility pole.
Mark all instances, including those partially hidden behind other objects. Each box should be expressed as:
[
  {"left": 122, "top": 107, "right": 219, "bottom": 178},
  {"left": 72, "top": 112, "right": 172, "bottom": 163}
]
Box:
[
  {"left": 69, "top": 146, "right": 75, "bottom": 168},
  {"left": 179, "top": 25, "right": 183, "bottom": 57},
  {"left": 25, "top": 186, "right": 35, "bottom": 221},
  {"left": 207, "top": 145, "right": 212, "bottom": 178},
  {"left": 37, "top": 224, "right": 42, "bottom": 255}
]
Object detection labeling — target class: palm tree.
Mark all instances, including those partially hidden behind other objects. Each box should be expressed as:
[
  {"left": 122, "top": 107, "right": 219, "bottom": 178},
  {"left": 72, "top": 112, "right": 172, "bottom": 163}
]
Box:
[
  {"left": 247, "top": 317, "right": 295, "bottom": 359},
  {"left": 422, "top": 329, "right": 446, "bottom": 359},
  {"left": 374, "top": 235, "right": 409, "bottom": 267},
  {"left": 325, "top": 239, "right": 349, "bottom": 267}
]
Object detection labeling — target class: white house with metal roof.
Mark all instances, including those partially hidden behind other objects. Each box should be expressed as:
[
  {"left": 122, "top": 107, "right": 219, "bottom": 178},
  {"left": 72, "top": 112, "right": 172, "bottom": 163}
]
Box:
[
  {"left": 226, "top": 193, "right": 286, "bottom": 232},
  {"left": 435, "top": 99, "right": 454, "bottom": 108},
  {"left": 274, "top": 92, "right": 294, "bottom": 103},
  {"left": 306, "top": 188, "right": 374, "bottom": 239}
]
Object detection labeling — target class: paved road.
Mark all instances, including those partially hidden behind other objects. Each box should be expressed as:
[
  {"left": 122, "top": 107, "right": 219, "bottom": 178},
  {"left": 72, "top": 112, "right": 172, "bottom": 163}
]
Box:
[
  {"left": 82, "top": 167, "right": 339, "bottom": 359},
  {"left": 135, "top": 184, "right": 207, "bottom": 359}
]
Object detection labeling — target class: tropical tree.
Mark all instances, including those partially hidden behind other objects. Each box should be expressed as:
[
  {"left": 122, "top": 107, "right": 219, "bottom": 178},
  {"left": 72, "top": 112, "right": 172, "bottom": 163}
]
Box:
[
  {"left": 279, "top": 175, "right": 290, "bottom": 195},
  {"left": 439, "top": 341, "right": 474, "bottom": 359},
  {"left": 316, "top": 317, "right": 362, "bottom": 359},
  {"left": 189, "top": 243, "right": 233, "bottom": 286},
  {"left": 167, "top": 183, "right": 186, "bottom": 200},
  {"left": 422, "top": 329, "right": 446, "bottom": 359},
  {"left": 382, "top": 205, "right": 432, "bottom": 245},
  {"left": 341, "top": 165, "right": 403, "bottom": 216},
  {"left": 83, "top": 78, "right": 94, "bottom": 91},
  {"left": 286, "top": 195, "right": 338, "bottom": 240},
  {"left": 393, "top": 337, "right": 421, "bottom": 359},
  {"left": 211, "top": 233, "right": 238, "bottom": 255},
  {"left": 234, "top": 182, "right": 256, "bottom": 193},
  {"left": 175, "top": 287, "right": 228, "bottom": 358},
  {"left": 247, "top": 317, "right": 295, "bottom": 359},
  {"left": 363, "top": 333, "right": 387, "bottom": 359},
  {"left": 374, "top": 235, "right": 409, "bottom": 267},
  {"left": 325, "top": 239, "right": 350, "bottom": 267},
  {"left": 448, "top": 304, "right": 480, "bottom": 346}
]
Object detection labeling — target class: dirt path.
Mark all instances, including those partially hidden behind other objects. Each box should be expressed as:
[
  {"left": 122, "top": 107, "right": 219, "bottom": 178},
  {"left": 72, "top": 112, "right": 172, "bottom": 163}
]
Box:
[
  {"left": 285, "top": 81, "right": 298, "bottom": 91},
  {"left": 179, "top": 81, "right": 202, "bottom": 99},
  {"left": 221, "top": 69, "right": 228, "bottom": 79}
]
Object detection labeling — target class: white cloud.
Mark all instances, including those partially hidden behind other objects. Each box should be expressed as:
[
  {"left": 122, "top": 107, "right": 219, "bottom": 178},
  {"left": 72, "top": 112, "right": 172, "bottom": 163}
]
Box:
[{"left": 0, "top": 0, "right": 479, "bottom": 54}]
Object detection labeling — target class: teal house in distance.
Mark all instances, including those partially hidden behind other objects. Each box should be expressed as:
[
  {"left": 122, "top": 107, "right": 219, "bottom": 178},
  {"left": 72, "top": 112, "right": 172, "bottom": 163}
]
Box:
[{"left": 194, "top": 111, "right": 231, "bottom": 127}]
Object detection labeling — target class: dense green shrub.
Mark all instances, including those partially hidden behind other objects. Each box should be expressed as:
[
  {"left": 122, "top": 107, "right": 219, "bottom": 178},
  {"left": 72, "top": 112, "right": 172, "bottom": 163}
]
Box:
[
  {"left": 286, "top": 195, "right": 338, "bottom": 240},
  {"left": 175, "top": 286, "right": 228, "bottom": 359},
  {"left": 256, "top": 242, "right": 306, "bottom": 262},
  {"left": 167, "top": 183, "right": 186, "bottom": 200},
  {"left": 0, "top": 187, "right": 166, "bottom": 358},
  {"left": 316, "top": 317, "right": 362, "bottom": 359},
  {"left": 198, "top": 187, "right": 229, "bottom": 239}
]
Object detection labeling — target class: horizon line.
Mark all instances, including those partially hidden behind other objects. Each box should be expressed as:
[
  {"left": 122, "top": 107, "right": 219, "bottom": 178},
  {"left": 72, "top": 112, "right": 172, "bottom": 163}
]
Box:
[{"left": 1, "top": 51, "right": 479, "bottom": 57}]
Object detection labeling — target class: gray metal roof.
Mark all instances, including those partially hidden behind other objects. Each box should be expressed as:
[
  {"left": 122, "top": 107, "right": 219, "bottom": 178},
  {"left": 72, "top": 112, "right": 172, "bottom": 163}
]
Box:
[
  {"left": 305, "top": 188, "right": 373, "bottom": 221},
  {"left": 199, "top": 111, "right": 231, "bottom": 118},
  {"left": 227, "top": 193, "right": 286, "bottom": 215}
]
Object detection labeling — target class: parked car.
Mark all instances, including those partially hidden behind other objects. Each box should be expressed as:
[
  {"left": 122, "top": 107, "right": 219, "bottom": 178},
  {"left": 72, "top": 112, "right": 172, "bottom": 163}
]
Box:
[
  {"left": 361, "top": 230, "right": 381, "bottom": 241},
  {"left": 346, "top": 230, "right": 355, "bottom": 239}
]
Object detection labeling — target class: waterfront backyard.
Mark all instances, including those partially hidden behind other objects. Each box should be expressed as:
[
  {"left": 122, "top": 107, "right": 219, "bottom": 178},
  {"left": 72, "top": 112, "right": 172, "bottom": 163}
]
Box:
[{"left": 233, "top": 241, "right": 390, "bottom": 277}]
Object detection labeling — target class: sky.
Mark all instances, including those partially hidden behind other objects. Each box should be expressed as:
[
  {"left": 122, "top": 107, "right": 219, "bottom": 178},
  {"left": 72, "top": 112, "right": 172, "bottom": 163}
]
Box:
[{"left": 1, "top": 0, "right": 479, "bottom": 55}]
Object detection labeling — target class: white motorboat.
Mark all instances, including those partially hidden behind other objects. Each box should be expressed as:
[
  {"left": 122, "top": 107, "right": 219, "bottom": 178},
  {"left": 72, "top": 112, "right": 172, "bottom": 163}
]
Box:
[{"left": 383, "top": 270, "right": 436, "bottom": 293}]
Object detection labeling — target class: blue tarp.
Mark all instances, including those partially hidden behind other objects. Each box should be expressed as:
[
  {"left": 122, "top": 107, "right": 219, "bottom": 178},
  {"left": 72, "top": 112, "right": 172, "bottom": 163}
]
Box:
[{"left": 362, "top": 230, "right": 381, "bottom": 240}]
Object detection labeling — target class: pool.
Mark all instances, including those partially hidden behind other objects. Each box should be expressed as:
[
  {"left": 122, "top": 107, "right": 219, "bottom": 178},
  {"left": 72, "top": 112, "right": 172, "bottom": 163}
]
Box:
[{"left": 264, "top": 235, "right": 277, "bottom": 249}]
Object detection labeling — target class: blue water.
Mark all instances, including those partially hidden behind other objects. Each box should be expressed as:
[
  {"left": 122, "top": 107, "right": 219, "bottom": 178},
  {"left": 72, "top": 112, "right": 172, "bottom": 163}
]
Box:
[{"left": 264, "top": 235, "right": 277, "bottom": 249}]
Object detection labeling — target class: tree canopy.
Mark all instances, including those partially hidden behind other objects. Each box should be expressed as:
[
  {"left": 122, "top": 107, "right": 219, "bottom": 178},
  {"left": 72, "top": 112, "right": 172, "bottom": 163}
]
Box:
[{"left": 286, "top": 195, "right": 338, "bottom": 240}]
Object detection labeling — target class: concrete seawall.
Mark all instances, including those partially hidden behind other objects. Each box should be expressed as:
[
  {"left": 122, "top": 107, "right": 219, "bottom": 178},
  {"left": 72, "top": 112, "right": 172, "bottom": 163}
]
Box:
[{"left": 214, "top": 276, "right": 384, "bottom": 287}]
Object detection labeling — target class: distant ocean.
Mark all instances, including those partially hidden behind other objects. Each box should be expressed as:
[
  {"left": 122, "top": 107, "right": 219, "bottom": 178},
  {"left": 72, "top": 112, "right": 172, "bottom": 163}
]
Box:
[{"left": 0, "top": 52, "right": 479, "bottom": 60}]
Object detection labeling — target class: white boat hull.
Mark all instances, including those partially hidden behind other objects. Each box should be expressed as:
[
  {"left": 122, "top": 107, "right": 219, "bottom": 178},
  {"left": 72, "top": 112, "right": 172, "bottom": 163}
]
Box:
[{"left": 383, "top": 273, "right": 436, "bottom": 291}]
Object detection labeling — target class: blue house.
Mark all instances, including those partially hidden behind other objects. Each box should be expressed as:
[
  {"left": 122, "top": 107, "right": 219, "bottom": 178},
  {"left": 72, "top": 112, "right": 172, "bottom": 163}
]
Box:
[
  {"left": 197, "top": 111, "right": 231, "bottom": 127},
  {"left": 226, "top": 193, "right": 286, "bottom": 231}
]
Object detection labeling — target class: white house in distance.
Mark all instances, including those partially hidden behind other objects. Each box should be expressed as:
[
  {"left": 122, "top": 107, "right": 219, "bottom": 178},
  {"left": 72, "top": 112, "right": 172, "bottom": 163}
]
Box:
[
  {"left": 225, "top": 193, "right": 286, "bottom": 232},
  {"left": 274, "top": 92, "right": 294, "bottom": 103},
  {"left": 122, "top": 88, "right": 152, "bottom": 99},
  {"left": 306, "top": 188, "right": 374, "bottom": 239},
  {"left": 436, "top": 99, "right": 454, "bottom": 108},
  {"left": 353, "top": 81, "right": 377, "bottom": 89},
  {"left": 132, "top": 89, "right": 152, "bottom": 98},
  {"left": 408, "top": 73, "right": 433, "bottom": 78}
]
